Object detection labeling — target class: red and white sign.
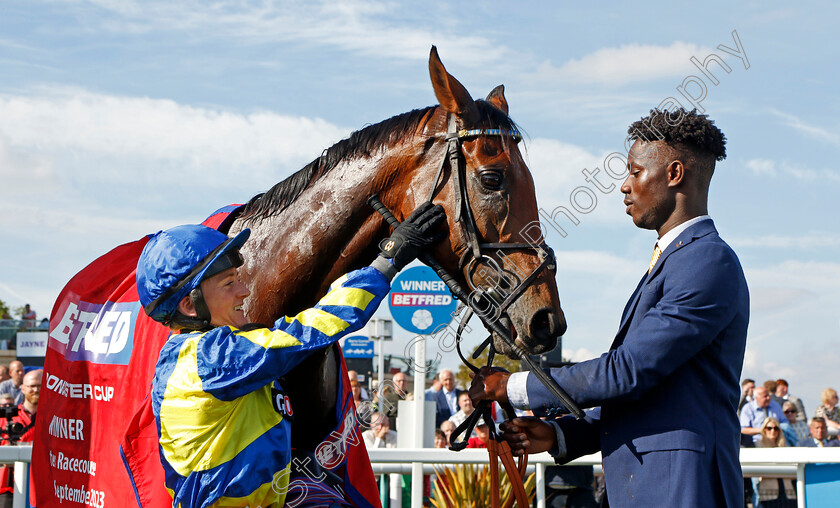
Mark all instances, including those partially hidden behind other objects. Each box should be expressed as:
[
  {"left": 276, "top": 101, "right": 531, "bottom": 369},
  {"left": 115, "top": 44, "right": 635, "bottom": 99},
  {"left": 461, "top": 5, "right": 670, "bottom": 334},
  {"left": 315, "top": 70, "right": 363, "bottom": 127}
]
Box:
[{"left": 31, "top": 238, "right": 172, "bottom": 507}]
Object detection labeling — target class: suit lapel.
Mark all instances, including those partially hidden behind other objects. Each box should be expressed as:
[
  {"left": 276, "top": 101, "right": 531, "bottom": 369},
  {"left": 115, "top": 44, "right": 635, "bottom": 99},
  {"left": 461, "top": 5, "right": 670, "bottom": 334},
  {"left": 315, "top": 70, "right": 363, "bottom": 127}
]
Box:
[
  {"left": 646, "top": 219, "right": 717, "bottom": 282},
  {"left": 610, "top": 220, "right": 718, "bottom": 350},
  {"left": 613, "top": 272, "right": 648, "bottom": 344}
]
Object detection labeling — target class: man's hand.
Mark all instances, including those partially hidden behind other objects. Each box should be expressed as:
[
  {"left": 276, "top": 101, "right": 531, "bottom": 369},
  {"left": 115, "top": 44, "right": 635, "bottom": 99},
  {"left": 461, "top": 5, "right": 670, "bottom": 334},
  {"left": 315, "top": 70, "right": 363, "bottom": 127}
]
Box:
[
  {"left": 468, "top": 366, "right": 511, "bottom": 406},
  {"left": 499, "top": 417, "right": 557, "bottom": 457}
]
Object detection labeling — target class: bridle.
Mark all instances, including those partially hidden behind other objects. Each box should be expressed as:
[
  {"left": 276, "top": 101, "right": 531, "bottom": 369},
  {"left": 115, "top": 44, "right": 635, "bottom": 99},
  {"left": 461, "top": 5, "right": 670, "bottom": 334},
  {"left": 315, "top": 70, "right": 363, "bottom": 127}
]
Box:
[
  {"left": 367, "top": 111, "right": 583, "bottom": 508},
  {"left": 428, "top": 114, "right": 557, "bottom": 329}
]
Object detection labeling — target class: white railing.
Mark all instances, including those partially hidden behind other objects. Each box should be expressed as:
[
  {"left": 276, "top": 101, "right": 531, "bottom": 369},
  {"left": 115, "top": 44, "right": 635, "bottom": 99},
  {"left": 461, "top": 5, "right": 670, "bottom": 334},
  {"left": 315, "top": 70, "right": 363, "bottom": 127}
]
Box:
[
  {"left": 368, "top": 447, "right": 840, "bottom": 508},
  {"left": 0, "top": 444, "right": 31, "bottom": 508},
  {"left": 5, "top": 445, "right": 839, "bottom": 507}
]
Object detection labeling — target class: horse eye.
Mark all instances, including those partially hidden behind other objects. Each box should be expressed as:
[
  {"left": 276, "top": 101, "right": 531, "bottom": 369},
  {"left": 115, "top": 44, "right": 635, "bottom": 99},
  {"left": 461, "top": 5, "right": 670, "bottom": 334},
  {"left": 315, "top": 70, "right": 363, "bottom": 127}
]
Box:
[{"left": 480, "top": 170, "right": 504, "bottom": 190}]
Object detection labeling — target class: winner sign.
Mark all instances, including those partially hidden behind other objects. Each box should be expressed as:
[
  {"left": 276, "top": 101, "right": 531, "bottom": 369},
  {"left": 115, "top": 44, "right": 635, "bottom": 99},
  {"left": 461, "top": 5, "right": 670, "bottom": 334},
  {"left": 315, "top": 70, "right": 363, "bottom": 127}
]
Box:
[{"left": 388, "top": 266, "right": 457, "bottom": 335}]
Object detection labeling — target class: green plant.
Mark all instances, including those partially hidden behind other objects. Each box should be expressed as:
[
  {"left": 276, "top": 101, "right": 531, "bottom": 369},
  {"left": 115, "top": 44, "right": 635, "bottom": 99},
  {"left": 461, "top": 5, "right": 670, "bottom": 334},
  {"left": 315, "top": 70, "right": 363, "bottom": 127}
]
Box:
[{"left": 431, "top": 462, "right": 535, "bottom": 508}]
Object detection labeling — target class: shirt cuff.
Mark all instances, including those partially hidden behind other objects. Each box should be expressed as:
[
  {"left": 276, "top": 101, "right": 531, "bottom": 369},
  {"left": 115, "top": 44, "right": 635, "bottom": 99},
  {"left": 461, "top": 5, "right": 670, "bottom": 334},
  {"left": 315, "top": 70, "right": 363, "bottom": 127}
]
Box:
[
  {"left": 507, "top": 371, "right": 530, "bottom": 410},
  {"left": 547, "top": 420, "right": 567, "bottom": 458}
]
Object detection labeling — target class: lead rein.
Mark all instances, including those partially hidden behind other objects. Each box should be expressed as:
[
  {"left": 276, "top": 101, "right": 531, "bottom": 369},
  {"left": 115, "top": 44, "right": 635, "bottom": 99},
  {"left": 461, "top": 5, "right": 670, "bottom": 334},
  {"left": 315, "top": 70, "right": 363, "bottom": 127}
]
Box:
[{"left": 367, "top": 195, "right": 583, "bottom": 420}]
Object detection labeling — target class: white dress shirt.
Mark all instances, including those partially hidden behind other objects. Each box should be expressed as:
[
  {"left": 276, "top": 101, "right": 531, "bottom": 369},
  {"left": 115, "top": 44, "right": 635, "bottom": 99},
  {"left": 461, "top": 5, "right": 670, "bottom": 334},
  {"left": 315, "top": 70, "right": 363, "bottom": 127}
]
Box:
[{"left": 443, "top": 388, "right": 459, "bottom": 415}]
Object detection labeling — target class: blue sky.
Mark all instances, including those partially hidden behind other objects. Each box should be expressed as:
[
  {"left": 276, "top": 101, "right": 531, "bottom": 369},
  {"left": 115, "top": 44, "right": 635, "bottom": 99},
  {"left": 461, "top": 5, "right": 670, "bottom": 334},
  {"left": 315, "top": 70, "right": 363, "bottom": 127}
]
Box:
[{"left": 1, "top": 1, "right": 838, "bottom": 413}]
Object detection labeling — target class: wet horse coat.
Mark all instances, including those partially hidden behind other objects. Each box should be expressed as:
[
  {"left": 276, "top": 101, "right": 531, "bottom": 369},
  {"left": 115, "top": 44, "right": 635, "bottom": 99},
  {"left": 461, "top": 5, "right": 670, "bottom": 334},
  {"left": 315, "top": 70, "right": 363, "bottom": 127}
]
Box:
[
  {"left": 34, "top": 47, "right": 566, "bottom": 507},
  {"left": 226, "top": 48, "right": 566, "bottom": 459}
]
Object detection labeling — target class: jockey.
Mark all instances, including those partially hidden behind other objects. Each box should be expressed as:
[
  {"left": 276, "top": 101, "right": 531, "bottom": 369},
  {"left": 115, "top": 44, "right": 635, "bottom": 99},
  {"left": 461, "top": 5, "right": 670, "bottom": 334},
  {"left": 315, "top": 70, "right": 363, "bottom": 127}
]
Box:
[{"left": 136, "top": 202, "right": 445, "bottom": 508}]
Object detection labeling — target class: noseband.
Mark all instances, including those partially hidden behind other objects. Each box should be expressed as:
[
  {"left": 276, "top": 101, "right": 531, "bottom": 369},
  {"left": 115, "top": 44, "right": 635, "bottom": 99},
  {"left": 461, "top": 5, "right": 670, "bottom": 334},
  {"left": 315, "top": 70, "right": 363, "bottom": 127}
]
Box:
[{"left": 368, "top": 113, "right": 582, "bottom": 421}]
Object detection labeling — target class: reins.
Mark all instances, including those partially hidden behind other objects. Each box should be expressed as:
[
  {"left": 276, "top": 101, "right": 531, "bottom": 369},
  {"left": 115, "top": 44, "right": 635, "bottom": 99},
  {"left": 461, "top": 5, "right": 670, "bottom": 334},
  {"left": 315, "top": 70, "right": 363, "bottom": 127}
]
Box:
[{"left": 367, "top": 112, "right": 583, "bottom": 507}]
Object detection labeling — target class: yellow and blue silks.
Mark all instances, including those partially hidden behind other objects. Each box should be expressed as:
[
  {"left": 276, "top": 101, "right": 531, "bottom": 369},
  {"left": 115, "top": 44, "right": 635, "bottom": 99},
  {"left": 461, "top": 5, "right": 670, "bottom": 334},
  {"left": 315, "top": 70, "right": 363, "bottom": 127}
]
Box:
[{"left": 150, "top": 267, "right": 389, "bottom": 508}]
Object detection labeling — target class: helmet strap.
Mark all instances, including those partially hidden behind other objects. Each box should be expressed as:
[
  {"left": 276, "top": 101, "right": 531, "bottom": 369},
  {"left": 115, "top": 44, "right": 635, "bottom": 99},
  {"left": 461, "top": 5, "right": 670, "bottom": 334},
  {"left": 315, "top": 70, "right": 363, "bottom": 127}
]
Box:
[
  {"left": 189, "top": 287, "right": 213, "bottom": 325},
  {"left": 168, "top": 312, "right": 212, "bottom": 332},
  {"left": 166, "top": 287, "right": 213, "bottom": 332}
]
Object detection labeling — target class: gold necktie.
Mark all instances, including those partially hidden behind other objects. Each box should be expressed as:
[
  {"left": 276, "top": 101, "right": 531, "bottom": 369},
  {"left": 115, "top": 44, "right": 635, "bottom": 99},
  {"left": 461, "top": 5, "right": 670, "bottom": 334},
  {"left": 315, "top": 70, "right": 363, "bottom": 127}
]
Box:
[
  {"left": 648, "top": 245, "right": 662, "bottom": 273},
  {"left": 818, "top": 440, "right": 824, "bottom": 447}
]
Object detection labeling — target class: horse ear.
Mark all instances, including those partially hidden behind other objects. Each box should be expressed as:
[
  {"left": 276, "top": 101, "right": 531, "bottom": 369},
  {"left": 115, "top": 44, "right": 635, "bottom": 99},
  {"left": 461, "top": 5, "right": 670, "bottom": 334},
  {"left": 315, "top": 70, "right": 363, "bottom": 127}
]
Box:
[
  {"left": 429, "top": 46, "right": 478, "bottom": 122},
  {"left": 485, "top": 85, "right": 509, "bottom": 115}
]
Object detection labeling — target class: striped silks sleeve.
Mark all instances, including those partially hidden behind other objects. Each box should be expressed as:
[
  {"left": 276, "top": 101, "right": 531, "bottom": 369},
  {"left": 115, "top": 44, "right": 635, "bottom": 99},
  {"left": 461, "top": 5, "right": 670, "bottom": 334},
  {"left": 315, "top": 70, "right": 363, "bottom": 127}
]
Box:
[{"left": 196, "top": 266, "right": 390, "bottom": 400}]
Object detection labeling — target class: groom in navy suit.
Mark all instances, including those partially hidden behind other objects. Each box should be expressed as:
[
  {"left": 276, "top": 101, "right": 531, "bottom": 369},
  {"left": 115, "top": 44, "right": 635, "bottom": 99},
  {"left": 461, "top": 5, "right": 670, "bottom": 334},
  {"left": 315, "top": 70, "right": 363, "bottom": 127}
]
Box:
[{"left": 470, "top": 108, "right": 749, "bottom": 507}]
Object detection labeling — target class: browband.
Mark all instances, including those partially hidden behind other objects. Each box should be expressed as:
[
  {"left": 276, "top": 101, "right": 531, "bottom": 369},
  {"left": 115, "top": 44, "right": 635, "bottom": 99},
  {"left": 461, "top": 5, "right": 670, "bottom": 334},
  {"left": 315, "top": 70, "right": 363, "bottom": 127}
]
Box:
[{"left": 456, "top": 128, "right": 522, "bottom": 141}]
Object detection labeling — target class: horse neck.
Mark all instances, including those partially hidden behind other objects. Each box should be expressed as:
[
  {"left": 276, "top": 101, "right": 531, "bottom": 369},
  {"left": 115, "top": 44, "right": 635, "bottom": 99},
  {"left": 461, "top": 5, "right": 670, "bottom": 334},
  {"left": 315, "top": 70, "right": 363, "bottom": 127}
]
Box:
[
  {"left": 315, "top": 136, "right": 446, "bottom": 272},
  {"left": 236, "top": 134, "right": 441, "bottom": 321}
]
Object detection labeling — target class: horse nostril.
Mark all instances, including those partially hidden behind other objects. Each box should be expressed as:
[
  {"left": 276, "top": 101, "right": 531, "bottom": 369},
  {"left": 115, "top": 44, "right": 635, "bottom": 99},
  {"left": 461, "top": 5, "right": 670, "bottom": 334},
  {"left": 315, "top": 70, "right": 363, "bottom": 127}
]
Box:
[{"left": 530, "top": 307, "right": 562, "bottom": 342}]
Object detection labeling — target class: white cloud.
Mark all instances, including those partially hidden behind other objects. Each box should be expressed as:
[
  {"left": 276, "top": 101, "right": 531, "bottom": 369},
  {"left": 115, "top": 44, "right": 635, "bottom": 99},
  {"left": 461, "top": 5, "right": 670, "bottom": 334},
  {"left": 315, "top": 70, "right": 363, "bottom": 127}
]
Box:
[
  {"left": 554, "top": 250, "right": 639, "bottom": 277},
  {"left": 730, "top": 232, "right": 840, "bottom": 249},
  {"left": 1, "top": 87, "right": 346, "bottom": 169},
  {"left": 524, "top": 138, "right": 629, "bottom": 233},
  {"left": 526, "top": 138, "right": 604, "bottom": 190},
  {"left": 533, "top": 42, "right": 714, "bottom": 85},
  {"left": 0, "top": 37, "right": 37, "bottom": 51},
  {"left": 745, "top": 158, "right": 840, "bottom": 182},
  {"left": 56, "top": 0, "right": 517, "bottom": 67},
  {"left": 748, "top": 287, "right": 818, "bottom": 313},
  {"left": 743, "top": 259, "right": 840, "bottom": 378},
  {"left": 0, "top": 133, "right": 58, "bottom": 195},
  {"left": 1, "top": 201, "right": 184, "bottom": 239},
  {"left": 745, "top": 158, "right": 776, "bottom": 176},
  {"left": 0, "top": 86, "right": 354, "bottom": 315},
  {"left": 0, "top": 87, "right": 350, "bottom": 200},
  {"left": 770, "top": 109, "right": 840, "bottom": 147},
  {"left": 746, "top": 260, "right": 840, "bottom": 291},
  {"left": 564, "top": 347, "right": 599, "bottom": 363}
]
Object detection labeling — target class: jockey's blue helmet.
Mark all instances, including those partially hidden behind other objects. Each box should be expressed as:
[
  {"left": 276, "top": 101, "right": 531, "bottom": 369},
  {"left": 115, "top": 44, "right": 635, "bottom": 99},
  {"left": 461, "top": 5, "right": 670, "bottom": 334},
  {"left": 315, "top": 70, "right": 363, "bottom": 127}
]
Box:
[{"left": 137, "top": 224, "right": 250, "bottom": 326}]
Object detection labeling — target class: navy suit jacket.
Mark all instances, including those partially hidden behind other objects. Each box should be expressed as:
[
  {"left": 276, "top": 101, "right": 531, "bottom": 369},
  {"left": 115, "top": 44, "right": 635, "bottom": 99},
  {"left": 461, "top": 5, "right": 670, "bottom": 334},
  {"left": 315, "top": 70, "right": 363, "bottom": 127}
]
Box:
[
  {"left": 797, "top": 438, "right": 840, "bottom": 447},
  {"left": 429, "top": 388, "right": 463, "bottom": 427},
  {"left": 528, "top": 220, "right": 749, "bottom": 507}
]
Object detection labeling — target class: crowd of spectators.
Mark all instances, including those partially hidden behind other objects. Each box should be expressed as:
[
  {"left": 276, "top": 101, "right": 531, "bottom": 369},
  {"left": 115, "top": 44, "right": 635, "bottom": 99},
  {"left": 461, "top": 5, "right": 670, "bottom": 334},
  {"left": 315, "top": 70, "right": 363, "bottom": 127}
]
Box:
[
  {"left": 738, "top": 377, "right": 840, "bottom": 447},
  {"left": 0, "top": 363, "right": 25, "bottom": 406},
  {"left": 0, "top": 363, "right": 41, "bottom": 507},
  {"left": 738, "top": 378, "right": 840, "bottom": 507},
  {"left": 0, "top": 305, "right": 48, "bottom": 350},
  {"left": 0, "top": 305, "right": 45, "bottom": 330},
  {"left": 352, "top": 368, "right": 840, "bottom": 508}
]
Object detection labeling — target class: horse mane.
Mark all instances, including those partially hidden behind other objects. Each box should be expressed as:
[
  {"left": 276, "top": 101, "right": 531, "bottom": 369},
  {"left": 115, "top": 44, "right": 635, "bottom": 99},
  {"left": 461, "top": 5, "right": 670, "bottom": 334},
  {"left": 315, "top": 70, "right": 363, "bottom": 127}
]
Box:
[{"left": 238, "top": 100, "right": 519, "bottom": 224}]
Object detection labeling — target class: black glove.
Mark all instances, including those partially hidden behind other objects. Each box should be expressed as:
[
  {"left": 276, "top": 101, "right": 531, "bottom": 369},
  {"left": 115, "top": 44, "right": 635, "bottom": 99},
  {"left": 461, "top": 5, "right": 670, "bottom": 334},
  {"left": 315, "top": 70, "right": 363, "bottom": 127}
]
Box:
[{"left": 378, "top": 202, "right": 446, "bottom": 271}]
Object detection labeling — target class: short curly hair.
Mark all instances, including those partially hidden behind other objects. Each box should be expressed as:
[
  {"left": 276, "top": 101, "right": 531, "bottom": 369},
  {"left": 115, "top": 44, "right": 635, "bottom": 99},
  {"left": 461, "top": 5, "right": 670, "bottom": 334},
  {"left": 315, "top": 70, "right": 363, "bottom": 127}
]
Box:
[{"left": 628, "top": 108, "right": 726, "bottom": 161}]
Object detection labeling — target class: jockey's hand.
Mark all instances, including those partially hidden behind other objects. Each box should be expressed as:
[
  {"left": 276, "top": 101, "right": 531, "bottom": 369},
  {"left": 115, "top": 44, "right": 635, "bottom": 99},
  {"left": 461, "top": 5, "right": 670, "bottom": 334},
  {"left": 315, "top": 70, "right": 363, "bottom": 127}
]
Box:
[
  {"left": 499, "top": 417, "right": 557, "bottom": 457},
  {"left": 468, "top": 366, "right": 511, "bottom": 406},
  {"left": 378, "top": 202, "right": 446, "bottom": 271}
]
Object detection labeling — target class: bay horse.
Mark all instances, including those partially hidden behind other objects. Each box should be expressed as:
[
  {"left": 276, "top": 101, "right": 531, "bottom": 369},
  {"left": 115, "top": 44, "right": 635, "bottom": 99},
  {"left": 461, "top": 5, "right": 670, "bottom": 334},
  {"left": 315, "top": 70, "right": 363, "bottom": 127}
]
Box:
[{"left": 225, "top": 47, "right": 566, "bottom": 452}]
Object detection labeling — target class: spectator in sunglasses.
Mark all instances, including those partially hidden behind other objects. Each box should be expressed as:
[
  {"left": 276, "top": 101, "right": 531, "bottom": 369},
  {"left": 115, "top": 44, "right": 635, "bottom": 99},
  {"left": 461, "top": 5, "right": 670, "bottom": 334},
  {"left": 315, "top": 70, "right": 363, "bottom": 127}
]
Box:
[
  {"left": 780, "top": 401, "right": 810, "bottom": 446},
  {"left": 752, "top": 418, "right": 795, "bottom": 507},
  {"left": 775, "top": 379, "right": 806, "bottom": 422}
]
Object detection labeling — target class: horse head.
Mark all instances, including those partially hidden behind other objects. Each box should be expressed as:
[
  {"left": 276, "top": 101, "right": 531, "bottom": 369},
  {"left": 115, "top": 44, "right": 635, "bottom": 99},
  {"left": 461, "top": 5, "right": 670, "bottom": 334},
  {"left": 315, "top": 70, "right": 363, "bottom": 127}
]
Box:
[
  {"left": 383, "top": 47, "right": 566, "bottom": 357},
  {"left": 227, "top": 47, "right": 567, "bottom": 450}
]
